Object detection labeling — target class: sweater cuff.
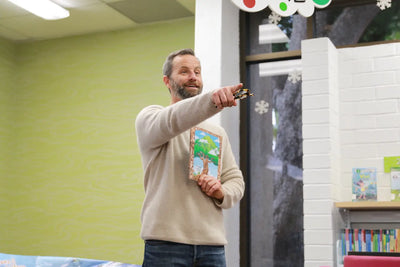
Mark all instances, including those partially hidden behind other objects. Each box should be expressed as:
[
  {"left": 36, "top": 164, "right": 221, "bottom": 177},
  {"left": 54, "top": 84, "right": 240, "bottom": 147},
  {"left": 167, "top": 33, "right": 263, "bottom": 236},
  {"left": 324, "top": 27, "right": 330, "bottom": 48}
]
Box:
[{"left": 206, "top": 89, "right": 219, "bottom": 111}]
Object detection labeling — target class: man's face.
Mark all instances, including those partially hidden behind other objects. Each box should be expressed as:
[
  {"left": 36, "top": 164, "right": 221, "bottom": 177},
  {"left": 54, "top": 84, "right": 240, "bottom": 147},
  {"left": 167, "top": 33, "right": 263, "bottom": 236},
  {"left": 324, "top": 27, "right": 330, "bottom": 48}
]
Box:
[{"left": 167, "top": 55, "right": 203, "bottom": 100}]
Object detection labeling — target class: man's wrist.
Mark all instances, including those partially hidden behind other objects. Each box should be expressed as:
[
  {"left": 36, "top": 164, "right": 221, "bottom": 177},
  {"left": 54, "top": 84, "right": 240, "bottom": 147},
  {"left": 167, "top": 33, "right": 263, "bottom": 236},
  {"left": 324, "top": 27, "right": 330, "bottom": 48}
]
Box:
[{"left": 214, "top": 191, "right": 224, "bottom": 203}]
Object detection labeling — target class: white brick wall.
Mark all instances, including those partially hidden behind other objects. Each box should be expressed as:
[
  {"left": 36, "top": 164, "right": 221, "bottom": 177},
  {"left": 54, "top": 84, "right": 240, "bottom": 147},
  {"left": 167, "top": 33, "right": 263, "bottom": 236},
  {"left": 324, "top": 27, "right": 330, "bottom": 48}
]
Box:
[
  {"left": 302, "top": 38, "right": 400, "bottom": 266},
  {"left": 339, "top": 42, "right": 400, "bottom": 202}
]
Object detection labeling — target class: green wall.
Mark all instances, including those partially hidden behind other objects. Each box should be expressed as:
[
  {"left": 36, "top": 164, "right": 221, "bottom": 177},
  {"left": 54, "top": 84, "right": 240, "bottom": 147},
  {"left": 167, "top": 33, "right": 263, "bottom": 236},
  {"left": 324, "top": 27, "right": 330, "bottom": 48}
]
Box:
[
  {"left": 0, "top": 17, "right": 194, "bottom": 264},
  {"left": 0, "top": 37, "right": 15, "bottom": 248}
]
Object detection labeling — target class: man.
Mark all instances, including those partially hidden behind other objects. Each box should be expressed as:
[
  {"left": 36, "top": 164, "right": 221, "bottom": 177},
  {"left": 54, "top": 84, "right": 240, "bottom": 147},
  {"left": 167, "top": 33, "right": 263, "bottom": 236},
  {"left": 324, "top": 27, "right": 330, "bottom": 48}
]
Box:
[{"left": 135, "top": 48, "right": 245, "bottom": 266}]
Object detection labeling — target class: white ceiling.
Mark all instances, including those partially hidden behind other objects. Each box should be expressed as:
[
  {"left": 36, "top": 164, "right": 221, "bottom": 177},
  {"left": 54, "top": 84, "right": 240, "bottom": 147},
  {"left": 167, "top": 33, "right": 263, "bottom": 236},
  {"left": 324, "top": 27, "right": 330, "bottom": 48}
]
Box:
[{"left": 0, "top": 0, "right": 195, "bottom": 42}]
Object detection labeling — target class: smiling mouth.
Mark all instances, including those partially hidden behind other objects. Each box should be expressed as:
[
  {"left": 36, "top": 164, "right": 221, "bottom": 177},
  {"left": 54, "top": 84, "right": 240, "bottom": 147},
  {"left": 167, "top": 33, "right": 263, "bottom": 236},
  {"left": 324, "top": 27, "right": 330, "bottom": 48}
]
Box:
[{"left": 185, "top": 84, "right": 198, "bottom": 89}]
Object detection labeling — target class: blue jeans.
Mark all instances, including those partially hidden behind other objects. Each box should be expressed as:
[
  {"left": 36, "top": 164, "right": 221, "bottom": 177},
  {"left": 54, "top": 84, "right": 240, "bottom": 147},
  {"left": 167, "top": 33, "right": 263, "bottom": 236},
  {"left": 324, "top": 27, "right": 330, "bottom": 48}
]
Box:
[{"left": 143, "top": 240, "right": 226, "bottom": 267}]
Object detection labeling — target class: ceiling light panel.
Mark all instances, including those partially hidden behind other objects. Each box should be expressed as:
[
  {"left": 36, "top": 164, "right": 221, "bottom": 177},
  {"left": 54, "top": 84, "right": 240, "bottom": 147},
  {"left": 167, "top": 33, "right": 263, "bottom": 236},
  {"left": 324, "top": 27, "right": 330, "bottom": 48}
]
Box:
[{"left": 7, "top": 0, "right": 70, "bottom": 20}]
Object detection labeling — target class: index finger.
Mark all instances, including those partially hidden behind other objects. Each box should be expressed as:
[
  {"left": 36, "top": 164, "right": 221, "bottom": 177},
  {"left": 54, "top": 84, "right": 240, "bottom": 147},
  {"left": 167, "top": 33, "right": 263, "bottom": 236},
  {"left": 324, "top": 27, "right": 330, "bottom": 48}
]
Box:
[{"left": 231, "top": 83, "right": 243, "bottom": 94}]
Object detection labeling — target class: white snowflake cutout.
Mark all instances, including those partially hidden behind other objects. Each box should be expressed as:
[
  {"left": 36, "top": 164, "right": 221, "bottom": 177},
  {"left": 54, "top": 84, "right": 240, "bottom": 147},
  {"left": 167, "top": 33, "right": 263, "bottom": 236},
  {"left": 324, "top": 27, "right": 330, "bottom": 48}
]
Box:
[
  {"left": 255, "top": 100, "right": 269, "bottom": 115},
  {"left": 288, "top": 70, "right": 302, "bottom": 84},
  {"left": 268, "top": 11, "right": 281, "bottom": 25},
  {"left": 377, "top": 0, "right": 392, "bottom": 10}
]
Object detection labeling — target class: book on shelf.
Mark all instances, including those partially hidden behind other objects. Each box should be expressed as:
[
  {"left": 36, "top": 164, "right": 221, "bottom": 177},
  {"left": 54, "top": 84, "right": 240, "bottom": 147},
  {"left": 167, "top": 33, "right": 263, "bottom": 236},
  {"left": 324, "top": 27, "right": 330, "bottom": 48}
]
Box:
[
  {"left": 384, "top": 156, "right": 400, "bottom": 173},
  {"left": 391, "top": 167, "right": 400, "bottom": 201},
  {"left": 361, "top": 229, "right": 366, "bottom": 252},
  {"left": 188, "top": 127, "right": 222, "bottom": 181},
  {"left": 352, "top": 167, "right": 377, "bottom": 201},
  {"left": 340, "top": 228, "right": 400, "bottom": 259},
  {"left": 384, "top": 156, "right": 400, "bottom": 201},
  {"left": 366, "top": 229, "right": 371, "bottom": 252}
]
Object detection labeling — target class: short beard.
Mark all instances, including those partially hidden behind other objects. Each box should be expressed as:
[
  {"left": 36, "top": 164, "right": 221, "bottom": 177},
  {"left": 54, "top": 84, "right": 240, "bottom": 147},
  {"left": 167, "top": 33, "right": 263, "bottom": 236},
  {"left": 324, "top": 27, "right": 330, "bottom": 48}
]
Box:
[{"left": 170, "top": 79, "right": 202, "bottom": 100}]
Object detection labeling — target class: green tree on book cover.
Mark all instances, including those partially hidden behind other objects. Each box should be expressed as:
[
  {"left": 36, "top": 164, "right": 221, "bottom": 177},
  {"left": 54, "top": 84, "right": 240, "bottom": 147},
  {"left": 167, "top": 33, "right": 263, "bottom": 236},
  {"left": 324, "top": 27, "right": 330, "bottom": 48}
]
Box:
[{"left": 193, "top": 134, "right": 219, "bottom": 178}]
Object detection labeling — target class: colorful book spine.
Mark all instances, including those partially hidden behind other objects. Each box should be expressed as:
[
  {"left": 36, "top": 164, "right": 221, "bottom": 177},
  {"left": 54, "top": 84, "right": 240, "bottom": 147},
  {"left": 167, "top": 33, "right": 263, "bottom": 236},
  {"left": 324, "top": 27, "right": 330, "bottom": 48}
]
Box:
[
  {"left": 372, "top": 230, "right": 378, "bottom": 252},
  {"left": 390, "top": 229, "right": 396, "bottom": 252},
  {"left": 341, "top": 229, "right": 346, "bottom": 257},
  {"left": 345, "top": 228, "right": 350, "bottom": 253},
  {"left": 359, "top": 229, "right": 363, "bottom": 252},
  {"left": 387, "top": 230, "right": 391, "bottom": 252},
  {"left": 354, "top": 229, "right": 359, "bottom": 252},
  {"left": 349, "top": 229, "right": 353, "bottom": 252},
  {"left": 366, "top": 230, "right": 371, "bottom": 252},
  {"left": 361, "top": 229, "right": 366, "bottom": 252},
  {"left": 340, "top": 228, "right": 400, "bottom": 257}
]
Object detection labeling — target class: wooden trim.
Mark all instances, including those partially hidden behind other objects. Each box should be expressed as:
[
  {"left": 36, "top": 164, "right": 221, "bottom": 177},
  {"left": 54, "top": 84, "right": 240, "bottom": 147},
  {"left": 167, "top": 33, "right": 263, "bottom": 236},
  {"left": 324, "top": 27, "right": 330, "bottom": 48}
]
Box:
[
  {"left": 307, "top": 16, "right": 314, "bottom": 40},
  {"left": 335, "top": 201, "right": 400, "bottom": 210},
  {"left": 245, "top": 50, "right": 301, "bottom": 64}
]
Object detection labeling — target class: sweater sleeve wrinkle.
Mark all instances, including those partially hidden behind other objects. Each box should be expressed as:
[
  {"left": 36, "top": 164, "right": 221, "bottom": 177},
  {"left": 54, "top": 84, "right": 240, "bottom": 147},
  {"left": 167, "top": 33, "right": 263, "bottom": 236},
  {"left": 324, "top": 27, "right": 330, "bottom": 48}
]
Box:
[
  {"left": 135, "top": 91, "right": 219, "bottom": 149},
  {"left": 219, "top": 177, "right": 245, "bottom": 209},
  {"left": 216, "top": 166, "right": 245, "bottom": 209},
  {"left": 214, "top": 129, "right": 245, "bottom": 209}
]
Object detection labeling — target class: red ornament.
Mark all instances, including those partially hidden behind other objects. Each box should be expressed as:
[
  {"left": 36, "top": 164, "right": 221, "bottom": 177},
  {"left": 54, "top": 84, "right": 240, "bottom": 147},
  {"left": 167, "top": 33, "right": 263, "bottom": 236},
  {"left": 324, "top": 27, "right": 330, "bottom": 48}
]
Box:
[{"left": 243, "top": 0, "right": 256, "bottom": 8}]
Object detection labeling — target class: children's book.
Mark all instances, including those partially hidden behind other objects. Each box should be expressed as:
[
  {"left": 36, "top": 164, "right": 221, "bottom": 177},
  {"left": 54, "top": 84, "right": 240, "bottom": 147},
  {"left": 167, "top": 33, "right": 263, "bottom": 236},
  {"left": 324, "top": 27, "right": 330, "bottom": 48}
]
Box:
[
  {"left": 354, "top": 229, "right": 359, "bottom": 252},
  {"left": 383, "top": 230, "right": 387, "bottom": 252},
  {"left": 345, "top": 228, "right": 350, "bottom": 255},
  {"left": 386, "top": 229, "right": 390, "bottom": 252},
  {"left": 361, "top": 229, "right": 366, "bottom": 252},
  {"left": 390, "top": 167, "right": 400, "bottom": 201},
  {"left": 189, "top": 127, "right": 222, "bottom": 181},
  {"left": 384, "top": 156, "right": 400, "bottom": 173},
  {"left": 341, "top": 228, "right": 400, "bottom": 255},
  {"left": 366, "top": 229, "right": 372, "bottom": 252},
  {"left": 390, "top": 229, "right": 396, "bottom": 252},
  {"left": 348, "top": 228, "right": 353, "bottom": 253},
  {"left": 341, "top": 229, "right": 346, "bottom": 260},
  {"left": 383, "top": 156, "right": 400, "bottom": 201},
  {"left": 373, "top": 230, "right": 379, "bottom": 252},
  {"left": 352, "top": 168, "right": 377, "bottom": 201}
]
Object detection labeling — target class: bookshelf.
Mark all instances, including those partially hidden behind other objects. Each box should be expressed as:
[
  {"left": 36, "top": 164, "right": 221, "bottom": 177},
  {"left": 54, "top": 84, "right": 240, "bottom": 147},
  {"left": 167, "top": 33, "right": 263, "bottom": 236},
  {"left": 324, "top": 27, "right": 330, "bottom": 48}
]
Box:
[
  {"left": 335, "top": 202, "right": 400, "bottom": 229},
  {"left": 335, "top": 202, "right": 400, "bottom": 211},
  {"left": 335, "top": 202, "right": 400, "bottom": 264}
]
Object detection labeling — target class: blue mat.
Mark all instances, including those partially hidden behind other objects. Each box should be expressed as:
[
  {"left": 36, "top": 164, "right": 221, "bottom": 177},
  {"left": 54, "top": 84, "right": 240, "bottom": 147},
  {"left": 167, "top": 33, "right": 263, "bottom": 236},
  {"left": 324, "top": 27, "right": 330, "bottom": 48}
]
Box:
[{"left": 0, "top": 253, "right": 141, "bottom": 267}]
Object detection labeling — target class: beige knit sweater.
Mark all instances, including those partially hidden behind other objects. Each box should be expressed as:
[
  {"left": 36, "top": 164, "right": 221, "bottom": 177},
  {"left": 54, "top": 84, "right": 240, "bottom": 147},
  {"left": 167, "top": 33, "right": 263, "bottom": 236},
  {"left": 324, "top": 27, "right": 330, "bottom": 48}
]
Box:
[{"left": 135, "top": 90, "right": 245, "bottom": 245}]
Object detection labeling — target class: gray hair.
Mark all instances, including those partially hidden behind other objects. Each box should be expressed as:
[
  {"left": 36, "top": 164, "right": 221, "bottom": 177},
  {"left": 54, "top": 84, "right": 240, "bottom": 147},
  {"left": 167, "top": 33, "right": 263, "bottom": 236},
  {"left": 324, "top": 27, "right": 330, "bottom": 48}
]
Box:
[{"left": 162, "top": 48, "right": 196, "bottom": 78}]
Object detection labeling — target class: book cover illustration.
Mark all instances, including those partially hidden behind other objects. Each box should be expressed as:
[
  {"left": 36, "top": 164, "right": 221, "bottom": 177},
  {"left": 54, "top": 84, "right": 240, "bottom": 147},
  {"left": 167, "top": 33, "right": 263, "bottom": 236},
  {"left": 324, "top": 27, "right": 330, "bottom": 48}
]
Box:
[
  {"left": 189, "top": 127, "right": 222, "bottom": 181},
  {"left": 352, "top": 168, "right": 377, "bottom": 201},
  {"left": 391, "top": 167, "right": 400, "bottom": 201},
  {"left": 384, "top": 156, "right": 400, "bottom": 201}
]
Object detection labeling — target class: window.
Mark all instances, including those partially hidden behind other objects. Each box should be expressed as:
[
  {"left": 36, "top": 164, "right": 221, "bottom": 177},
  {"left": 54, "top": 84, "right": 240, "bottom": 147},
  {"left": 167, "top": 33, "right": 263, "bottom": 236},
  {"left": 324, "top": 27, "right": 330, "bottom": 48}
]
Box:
[{"left": 239, "top": 1, "right": 400, "bottom": 266}]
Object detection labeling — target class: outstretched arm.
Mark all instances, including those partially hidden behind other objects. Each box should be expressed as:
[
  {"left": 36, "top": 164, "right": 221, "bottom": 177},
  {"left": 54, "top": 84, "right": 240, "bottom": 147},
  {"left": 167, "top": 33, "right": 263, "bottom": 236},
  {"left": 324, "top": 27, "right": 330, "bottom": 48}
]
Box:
[{"left": 136, "top": 83, "right": 244, "bottom": 149}]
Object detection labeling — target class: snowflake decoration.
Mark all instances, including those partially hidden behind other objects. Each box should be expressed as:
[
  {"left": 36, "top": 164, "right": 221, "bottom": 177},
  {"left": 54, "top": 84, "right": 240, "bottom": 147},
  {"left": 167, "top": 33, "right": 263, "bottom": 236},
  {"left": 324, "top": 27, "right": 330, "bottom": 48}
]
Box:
[
  {"left": 288, "top": 70, "right": 302, "bottom": 84},
  {"left": 268, "top": 11, "right": 281, "bottom": 25},
  {"left": 377, "top": 0, "right": 392, "bottom": 10},
  {"left": 255, "top": 100, "right": 269, "bottom": 115}
]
